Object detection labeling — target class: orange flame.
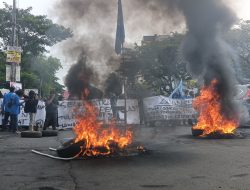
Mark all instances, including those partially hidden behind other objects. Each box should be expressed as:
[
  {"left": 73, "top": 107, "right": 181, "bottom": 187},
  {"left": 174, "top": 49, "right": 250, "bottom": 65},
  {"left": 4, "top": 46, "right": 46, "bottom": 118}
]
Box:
[
  {"left": 192, "top": 80, "right": 238, "bottom": 136},
  {"left": 73, "top": 96, "right": 133, "bottom": 156}
]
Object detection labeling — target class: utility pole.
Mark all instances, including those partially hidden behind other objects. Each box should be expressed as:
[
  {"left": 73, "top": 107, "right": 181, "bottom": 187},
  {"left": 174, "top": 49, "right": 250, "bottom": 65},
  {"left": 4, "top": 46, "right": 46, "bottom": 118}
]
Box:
[
  {"left": 121, "top": 46, "right": 127, "bottom": 125},
  {"left": 11, "top": 0, "right": 17, "bottom": 82}
]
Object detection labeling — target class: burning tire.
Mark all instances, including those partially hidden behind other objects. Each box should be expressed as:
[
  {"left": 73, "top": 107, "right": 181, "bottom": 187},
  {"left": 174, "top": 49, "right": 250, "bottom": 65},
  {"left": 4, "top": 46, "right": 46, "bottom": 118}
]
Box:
[
  {"left": 20, "top": 131, "right": 42, "bottom": 138},
  {"left": 57, "top": 140, "right": 86, "bottom": 158},
  {"left": 204, "top": 131, "right": 236, "bottom": 139},
  {"left": 188, "top": 119, "right": 197, "bottom": 126},
  {"left": 42, "top": 130, "right": 58, "bottom": 137},
  {"left": 191, "top": 128, "right": 204, "bottom": 137}
]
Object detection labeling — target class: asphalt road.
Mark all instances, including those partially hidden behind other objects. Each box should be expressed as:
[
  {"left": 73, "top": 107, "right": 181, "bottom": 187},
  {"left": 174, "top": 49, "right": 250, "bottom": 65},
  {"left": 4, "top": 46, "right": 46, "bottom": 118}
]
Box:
[{"left": 1, "top": 125, "right": 250, "bottom": 190}]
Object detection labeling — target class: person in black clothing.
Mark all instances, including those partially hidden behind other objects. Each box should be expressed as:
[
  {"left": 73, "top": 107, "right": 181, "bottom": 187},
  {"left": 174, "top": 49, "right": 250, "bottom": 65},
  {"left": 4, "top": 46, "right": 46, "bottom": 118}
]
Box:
[
  {"left": 43, "top": 92, "right": 58, "bottom": 130},
  {"left": 24, "top": 90, "right": 39, "bottom": 131}
]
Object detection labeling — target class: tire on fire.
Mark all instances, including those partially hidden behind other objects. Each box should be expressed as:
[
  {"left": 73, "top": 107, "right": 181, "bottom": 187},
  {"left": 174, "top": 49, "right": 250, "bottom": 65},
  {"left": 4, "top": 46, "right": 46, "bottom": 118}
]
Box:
[
  {"left": 42, "top": 130, "right": 58, "bottom": 137},
  {"left": 191, "top": 128, "right": 204, "bottom": 137},
  {"left": 57, "top": 140, "right": 86, "bottom": 158},
  {"left": 20, "top": 131, "right": 42, "bottom": 138}
]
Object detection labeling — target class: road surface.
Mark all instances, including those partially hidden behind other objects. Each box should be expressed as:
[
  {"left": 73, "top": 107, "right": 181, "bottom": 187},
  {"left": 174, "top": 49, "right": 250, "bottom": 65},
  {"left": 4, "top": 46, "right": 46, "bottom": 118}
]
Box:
[{"left": 0, "top": 125, "right": 250, "bottom": 190}]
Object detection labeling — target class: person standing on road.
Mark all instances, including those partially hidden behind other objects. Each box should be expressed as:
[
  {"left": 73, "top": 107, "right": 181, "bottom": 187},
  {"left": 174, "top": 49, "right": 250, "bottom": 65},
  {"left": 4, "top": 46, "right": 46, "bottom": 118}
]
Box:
[
  {"left": 1, "top": 87, "right": 15, "bottom": 131},
  {"left": 43, "top": 92, "right": 58, "bottom": 130},
  {"left": 24, "top": 90, "right": 39, "bottom": 131},
  {"left": 2, "top": 88, "right": 23, "bottom": 132}
]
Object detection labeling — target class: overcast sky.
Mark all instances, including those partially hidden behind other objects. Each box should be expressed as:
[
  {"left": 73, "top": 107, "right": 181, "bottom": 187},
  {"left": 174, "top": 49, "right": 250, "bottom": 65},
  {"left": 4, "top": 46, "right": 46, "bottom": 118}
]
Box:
[
  {"left": 1, "top": 0, "right": 250, "bottom": 20},
  {"left": 1, "top": 0, "right": 250, "bottom": 85}
]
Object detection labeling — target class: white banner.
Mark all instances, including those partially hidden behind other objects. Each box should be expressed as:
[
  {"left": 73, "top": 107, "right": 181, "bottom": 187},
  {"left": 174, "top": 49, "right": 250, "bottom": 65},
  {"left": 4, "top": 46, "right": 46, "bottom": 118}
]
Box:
[
  {"left": 24, "top": 89, "right": 39, "bottom": 96},
  {"left": 143, "top": 96, "right": 197, "bottom": 122},
  {"left": 18, "top": 101, "right": 46, "bottom": 126},
  {"left": 0, "top": 100, "right": 46, "bottom": 126},
  {"left": 116, "top": 99, "right": 140, "bottom": 125},
  {"left": 58, "top": 99, "right": 140, "bottom": 129},
  {"left": 10, "top": 82, "right": 22, "bottom": 90},
  {"left": 1, "top": 97, "right": 197, "bottom": 127}
]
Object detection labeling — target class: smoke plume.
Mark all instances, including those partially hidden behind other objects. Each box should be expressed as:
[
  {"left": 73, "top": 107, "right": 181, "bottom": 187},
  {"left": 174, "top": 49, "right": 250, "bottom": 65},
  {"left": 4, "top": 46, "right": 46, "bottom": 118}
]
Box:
[
  {"left": 53, "top": 0, "right": 184, "bottom": 89},
  {"left": 179, "top": 0, "right": 238, "bottom": 119},
  {"left": 137, "top": 0, "right": 238, "bottom": 118},
  {"left": 55, "top": 0, "right": 238, "bottom": 119},
  {"left": 65, "top": 52, "right": 103, "bottom": 99}
]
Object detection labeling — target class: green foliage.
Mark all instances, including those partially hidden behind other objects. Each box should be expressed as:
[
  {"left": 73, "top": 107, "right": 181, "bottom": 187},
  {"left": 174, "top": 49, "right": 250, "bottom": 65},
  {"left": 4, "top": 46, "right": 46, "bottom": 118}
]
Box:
[
  {"left": 0, "top": 3, "right": 72, "bottom": 55},
  {"left": 226, "top": 20, "right": 250, "bottom": 84},
  {"left": 135, "top": 33, "right": 191, "bottom": 96},
  {"left": 0, "top": 53, "right": 5, "bottom": 83},
  {"left": 31, "top": 56, "right": 63, "bottom": 97},
  {"left": 0, "top": 3, "right": 72, "bottom": 96}
]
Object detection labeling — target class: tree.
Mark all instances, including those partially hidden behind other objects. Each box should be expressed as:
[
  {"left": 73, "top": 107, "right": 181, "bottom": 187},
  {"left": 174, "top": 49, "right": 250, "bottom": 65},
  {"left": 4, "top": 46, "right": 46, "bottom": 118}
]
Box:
[
  {"left": 0, "top": 3, "right": 72, "bottom": 96},
  {"left": 26, "top": 56, "right": 63, "bottom": 97},
  {"left": 0, "top": 3, "right": 72, "bottom": 55},
  {"left": 226, "top": 20, "right": 250, "bottom": 84},
  {"left": 135, "top": 33, "right": 191, "bottom": 96}
]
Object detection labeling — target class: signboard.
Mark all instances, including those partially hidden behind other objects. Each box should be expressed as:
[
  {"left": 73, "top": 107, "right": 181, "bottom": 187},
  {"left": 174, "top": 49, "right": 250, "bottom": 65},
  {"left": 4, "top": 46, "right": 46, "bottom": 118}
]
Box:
[
  {"left": 143, "top": 96, "right": 197, "bottom": 122},
  {"left": 6, "top": 46, "right": 22, "bottom": 64},
  {"left": 24, "top": 89, "right": 39, "bottom": 96},
  {"left": 57, "top": 99, "right": 140, "bottom": 129},
  {"left": 10, "top": 82, "right": 22, "bottom": 90},
  {"left": 16, "top": 65, "right": 20, "bottom": 82},
  {"left": 6, "top": 65, "right": 21, "bottom": 82}
]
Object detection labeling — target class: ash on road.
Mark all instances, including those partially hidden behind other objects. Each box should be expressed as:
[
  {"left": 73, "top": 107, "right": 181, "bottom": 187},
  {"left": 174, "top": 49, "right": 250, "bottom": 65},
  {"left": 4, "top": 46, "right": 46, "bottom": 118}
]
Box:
[{"left": 0, "top": 126, "right": 250, "bottom": 190}]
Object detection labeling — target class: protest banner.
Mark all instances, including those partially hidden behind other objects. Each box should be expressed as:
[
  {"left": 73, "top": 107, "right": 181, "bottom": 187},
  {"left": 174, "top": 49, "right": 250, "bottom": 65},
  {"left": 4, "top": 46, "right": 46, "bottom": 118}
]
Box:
[
  {"left": 24, "top": 89, "right": 39, "bottom": 96},
  {"left": 57, "top": 100, "right": 82, "bottom": 129},
  {"left": 143, "top": 96, "right": 197, "bottom": 122},
  {"left": 57, "top": 99, "right": 140, "bottom": 129},
  {"left": 0, "top": 100, "right": 46, "bottom": 126},
  {"left": 116, "top": 99, "right": 140, "bottom": 124}
]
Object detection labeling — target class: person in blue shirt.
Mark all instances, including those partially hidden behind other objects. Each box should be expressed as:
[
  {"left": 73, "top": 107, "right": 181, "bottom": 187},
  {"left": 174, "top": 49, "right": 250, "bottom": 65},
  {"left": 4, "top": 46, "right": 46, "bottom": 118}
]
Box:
[
  {"left": 1, "top": 87, "right": 15, "bottom": 131},
  {"left": 1, "top": 87, "right": 23, "bottom": 132}
]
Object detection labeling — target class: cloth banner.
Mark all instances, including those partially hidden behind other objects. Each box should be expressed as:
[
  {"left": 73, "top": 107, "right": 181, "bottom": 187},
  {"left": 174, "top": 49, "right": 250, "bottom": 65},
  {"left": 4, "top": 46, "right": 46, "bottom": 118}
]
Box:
[
  {"left": 143, "top": 96, "right": 197, "bottom": 122},
  {"left": 0, "top": 99, "right": 46, "bottom": 126},
  {"left": 57, "top": 99, "right": 140, "bottom": 129}
]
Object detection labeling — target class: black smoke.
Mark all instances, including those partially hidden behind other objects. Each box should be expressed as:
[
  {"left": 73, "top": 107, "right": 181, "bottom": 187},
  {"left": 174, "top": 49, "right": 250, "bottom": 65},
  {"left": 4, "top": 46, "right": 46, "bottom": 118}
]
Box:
[
  {"left": 179, "top": 0, "right": 238, "bottom": 119},
  {"left": 56, "top": 0, "right": 238, "bottom": 118},
  {"left": 139, "top": 0, "right": 238, "bottom": 119},
  {"left": 53, "top": 0, "right": 185, "bottom": 88},
  {"left": 65, "top": 53, "right": 103, "bottom": 100}
]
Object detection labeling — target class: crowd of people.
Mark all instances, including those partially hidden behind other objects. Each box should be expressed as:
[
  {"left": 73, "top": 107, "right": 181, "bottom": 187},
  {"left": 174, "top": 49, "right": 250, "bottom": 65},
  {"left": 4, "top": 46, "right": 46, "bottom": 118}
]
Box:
[{"left": 0, "top": 87, "right": 58, "bottom": 133}]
